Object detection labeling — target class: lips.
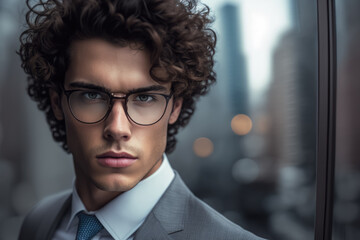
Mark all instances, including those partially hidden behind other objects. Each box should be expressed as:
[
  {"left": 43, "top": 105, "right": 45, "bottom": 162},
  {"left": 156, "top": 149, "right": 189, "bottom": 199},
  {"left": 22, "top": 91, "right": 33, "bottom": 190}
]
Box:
[{"left": 96, "top": 151, "right": 137, "bottom": 168}]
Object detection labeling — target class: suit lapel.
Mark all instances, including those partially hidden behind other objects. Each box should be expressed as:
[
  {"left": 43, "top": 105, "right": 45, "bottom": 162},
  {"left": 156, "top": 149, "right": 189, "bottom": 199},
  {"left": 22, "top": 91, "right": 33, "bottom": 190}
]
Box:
[{"left": 134, "top": 172, "right": 191, "bottom": 239}]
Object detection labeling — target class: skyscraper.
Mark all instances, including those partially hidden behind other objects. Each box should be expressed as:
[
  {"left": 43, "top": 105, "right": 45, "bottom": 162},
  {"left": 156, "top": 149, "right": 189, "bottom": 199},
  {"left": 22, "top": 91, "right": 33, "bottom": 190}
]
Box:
[{"left": 220, "top": 4, "right": 249, "bottom": 116}]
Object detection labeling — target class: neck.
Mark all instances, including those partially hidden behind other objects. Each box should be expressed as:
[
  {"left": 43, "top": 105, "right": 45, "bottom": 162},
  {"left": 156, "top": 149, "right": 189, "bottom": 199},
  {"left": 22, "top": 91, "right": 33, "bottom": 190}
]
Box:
[{"left": 75, "top": 180, "right": 122, "bottom": 211}]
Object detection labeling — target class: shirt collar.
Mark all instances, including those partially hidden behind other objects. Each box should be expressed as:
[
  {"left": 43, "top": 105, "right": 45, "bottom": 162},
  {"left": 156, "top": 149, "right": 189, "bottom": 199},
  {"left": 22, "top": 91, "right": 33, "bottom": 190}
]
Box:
[{"left": 67, "top": 154, "right": 174, "bottom": 240}]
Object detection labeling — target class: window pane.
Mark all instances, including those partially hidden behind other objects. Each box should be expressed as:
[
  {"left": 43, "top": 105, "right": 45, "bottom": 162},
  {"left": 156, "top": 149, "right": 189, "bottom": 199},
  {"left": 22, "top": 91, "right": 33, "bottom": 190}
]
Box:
[
  {"left": 170, "top": 0, "right": 318, "bottom": 239},
  {"left": 333, "top": 0, "right": 360, "bottom": 239},
  {"left": 0, "top": 0, "right": 319, "bottom": 239}
]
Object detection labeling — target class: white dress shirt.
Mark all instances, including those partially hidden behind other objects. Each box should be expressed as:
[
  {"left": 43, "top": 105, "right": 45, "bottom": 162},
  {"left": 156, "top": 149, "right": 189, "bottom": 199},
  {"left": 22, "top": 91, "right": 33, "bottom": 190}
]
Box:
[{"left": 53, "top": 154, "right": 174, "bottom": 240}]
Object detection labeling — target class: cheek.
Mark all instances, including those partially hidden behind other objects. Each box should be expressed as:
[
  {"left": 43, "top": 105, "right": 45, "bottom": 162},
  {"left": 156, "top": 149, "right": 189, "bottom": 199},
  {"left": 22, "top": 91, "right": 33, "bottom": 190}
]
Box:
[
  {"left": 65, "top": 119, "right": 84, "bottom": 155},
  {"left": 139, "top": 121, "right": 168, "bottom": 155},
  {"left": 63, "top": 109, "right": 99, "bottom": 156},
  {"left": 156, "top": 120, "right": 169, "bottom": 148}
]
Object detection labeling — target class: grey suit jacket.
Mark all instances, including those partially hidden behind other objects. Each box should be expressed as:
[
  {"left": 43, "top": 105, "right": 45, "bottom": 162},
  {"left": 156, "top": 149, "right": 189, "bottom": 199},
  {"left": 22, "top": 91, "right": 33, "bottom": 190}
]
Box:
[{"left": 18, "top": 172, "right": 265, "bottom": 240}]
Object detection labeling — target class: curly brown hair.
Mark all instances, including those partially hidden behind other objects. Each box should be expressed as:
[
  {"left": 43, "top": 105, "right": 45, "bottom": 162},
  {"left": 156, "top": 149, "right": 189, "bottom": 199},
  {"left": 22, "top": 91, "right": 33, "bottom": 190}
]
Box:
[{"left": 18, "top": 0, "right": 216, "bottom": 153}]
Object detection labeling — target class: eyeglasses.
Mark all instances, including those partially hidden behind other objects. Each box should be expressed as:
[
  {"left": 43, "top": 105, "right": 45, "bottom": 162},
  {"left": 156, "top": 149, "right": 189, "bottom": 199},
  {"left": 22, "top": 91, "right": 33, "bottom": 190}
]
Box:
[{"left": 62, "top": 88, "right": 173, "bottom": 125}]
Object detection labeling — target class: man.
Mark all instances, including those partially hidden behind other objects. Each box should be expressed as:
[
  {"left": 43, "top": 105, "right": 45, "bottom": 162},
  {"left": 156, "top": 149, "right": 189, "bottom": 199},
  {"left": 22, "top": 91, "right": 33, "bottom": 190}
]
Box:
[{"left": 18, "top": 0, "right": 265, "bottom": 239}]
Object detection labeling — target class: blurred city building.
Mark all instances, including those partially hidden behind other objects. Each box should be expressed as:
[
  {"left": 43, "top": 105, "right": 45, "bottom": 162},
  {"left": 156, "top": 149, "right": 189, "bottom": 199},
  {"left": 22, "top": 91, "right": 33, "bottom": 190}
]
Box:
[
  {"left": 333, "top": 0, "right": 360, "bottom": 239},
  {"left": 264, "top": 0, "right": 317, "bottom": 238}
]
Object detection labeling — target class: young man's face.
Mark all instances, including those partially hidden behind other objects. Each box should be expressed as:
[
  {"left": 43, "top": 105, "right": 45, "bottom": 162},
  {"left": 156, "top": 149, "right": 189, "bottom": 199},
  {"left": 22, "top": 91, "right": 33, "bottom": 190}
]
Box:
[{"left": 50, "top": 39, "right": 182, "bottom": 195}]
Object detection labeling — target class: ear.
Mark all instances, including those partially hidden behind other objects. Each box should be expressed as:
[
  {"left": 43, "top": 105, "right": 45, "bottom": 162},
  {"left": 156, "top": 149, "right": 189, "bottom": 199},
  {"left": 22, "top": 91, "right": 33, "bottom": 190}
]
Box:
[
  {"left": 169, "top": 98, "right": 183, "bottom": 124},
  {"left": 49, "top": 89, "right": 64, "bottom": 121}
]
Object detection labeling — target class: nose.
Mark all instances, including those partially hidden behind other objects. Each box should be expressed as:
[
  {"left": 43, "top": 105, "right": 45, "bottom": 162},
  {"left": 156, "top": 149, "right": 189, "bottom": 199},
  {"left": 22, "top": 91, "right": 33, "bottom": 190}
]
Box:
[{"left": 103, "top": 100, "right": 132, "bottom": 141}]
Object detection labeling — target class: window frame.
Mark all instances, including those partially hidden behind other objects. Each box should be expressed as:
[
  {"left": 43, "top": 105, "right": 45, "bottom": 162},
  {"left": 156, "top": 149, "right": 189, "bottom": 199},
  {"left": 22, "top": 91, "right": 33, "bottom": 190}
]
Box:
[{"left": 315, "top": 0, "right": 337, "bottom": 239}]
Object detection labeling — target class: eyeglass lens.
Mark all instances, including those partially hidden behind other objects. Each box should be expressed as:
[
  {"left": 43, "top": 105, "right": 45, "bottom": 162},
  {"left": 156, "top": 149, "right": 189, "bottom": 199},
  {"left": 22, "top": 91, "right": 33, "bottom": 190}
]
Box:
[{"left": 68, "top": 90, "right": 169, "bottom": 125}]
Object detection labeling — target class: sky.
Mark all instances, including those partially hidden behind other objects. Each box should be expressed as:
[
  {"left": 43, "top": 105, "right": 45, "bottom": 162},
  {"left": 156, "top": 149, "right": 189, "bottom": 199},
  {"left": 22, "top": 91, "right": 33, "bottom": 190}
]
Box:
[{"left": 200, "top": 0, "right": 292, "bottom": 93}]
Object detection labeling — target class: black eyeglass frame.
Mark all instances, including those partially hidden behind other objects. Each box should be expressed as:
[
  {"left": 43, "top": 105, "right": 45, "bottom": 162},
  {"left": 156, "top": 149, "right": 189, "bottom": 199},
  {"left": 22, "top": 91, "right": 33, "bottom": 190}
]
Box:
[{"left": 61, "top": 88, "right": 174, "bottom": 126}]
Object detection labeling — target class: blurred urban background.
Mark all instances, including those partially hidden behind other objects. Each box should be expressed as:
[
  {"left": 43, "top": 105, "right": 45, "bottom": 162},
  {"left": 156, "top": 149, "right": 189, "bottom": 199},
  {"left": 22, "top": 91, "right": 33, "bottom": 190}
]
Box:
[{"left": 0, "top": 0, "right": 358, "bottom": 239}]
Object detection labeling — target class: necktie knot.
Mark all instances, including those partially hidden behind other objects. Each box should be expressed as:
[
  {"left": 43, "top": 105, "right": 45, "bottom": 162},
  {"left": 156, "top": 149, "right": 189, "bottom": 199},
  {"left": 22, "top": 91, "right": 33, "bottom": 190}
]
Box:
[{"left": 76, "top": 212, "right": 104, "bottom": 240}]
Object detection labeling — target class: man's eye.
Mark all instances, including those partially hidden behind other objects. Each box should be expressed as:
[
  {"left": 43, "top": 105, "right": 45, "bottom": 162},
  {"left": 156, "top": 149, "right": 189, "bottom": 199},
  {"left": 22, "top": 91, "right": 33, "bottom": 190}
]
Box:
[
  {"left": 79, "top": 91, "right": 107, "bottom": 102},
  {"left": 84, "top": 92, "right": 101, "bottom": 99},
  {"left": 134, "top": 94, "right": 156, "bottom": 102}
]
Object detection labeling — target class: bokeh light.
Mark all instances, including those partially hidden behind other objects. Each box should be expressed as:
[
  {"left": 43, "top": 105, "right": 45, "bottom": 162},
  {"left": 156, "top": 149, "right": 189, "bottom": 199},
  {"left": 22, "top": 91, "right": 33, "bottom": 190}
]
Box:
[
  {"left": 231, "top": 114, "right": 253, "bottom": 135},
  {"left": 193, "top": 137, "right": 214, "bottom": 158},
  {"left": 232, "top": 158, "right": 260, "bottom": 183}
]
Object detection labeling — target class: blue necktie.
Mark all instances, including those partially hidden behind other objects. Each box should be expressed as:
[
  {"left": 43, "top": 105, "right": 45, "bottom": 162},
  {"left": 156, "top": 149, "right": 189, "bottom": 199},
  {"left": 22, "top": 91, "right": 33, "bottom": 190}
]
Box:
[{"left": 76, "top": 212, "right": 104, "bottom": 240}]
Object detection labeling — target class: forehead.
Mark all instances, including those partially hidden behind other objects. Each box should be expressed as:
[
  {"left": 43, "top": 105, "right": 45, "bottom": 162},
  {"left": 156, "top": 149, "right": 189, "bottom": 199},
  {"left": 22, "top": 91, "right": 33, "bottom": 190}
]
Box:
[{"left": 65, "top": 38, "right": 170, "bottom": 91}]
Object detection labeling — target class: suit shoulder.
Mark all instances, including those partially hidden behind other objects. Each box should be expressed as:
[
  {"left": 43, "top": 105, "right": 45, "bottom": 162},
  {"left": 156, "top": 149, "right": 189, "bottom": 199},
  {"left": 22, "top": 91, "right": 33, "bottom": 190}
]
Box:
[
  {"left": 18, "top": 190, "right": 71, "bottom": 239},
  {"left": 25, "top": 189, "right": 71, "bottom": 220},
  {"left": 150, "top": 172, "right": 266, "bottom": 240},
  {"left": 184, "top": 193, "right": 266, "bottom": 240}
]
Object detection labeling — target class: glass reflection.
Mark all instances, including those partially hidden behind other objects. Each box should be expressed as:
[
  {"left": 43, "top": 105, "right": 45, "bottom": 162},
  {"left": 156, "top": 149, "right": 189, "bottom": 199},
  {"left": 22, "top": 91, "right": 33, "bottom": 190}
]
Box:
[{"left": 333, "top": 0, "right": 360, "bottom": 239}]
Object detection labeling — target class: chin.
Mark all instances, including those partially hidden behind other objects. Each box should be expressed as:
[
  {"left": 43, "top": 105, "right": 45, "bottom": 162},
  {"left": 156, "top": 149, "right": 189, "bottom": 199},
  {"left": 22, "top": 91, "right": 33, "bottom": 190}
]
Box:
[{"left": 93, "top": 175, "right": 140, "bottom": 193}]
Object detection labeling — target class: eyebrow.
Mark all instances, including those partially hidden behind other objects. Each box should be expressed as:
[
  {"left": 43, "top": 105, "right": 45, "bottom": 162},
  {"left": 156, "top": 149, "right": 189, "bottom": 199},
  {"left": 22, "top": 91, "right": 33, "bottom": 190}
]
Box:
[
  {"left": 128, "top": 85, "right": 168, "bottom": 94},
  {"left": 68, "top": 82, "right": 168, "bottom": 94},
  {"left": 69, "top": 82, "right": 110, "bottom": 93}
]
